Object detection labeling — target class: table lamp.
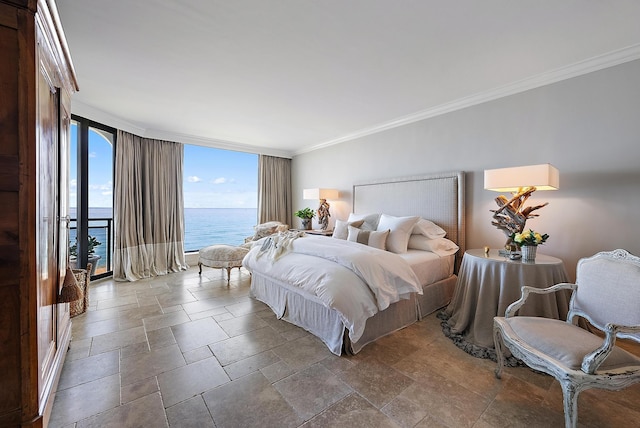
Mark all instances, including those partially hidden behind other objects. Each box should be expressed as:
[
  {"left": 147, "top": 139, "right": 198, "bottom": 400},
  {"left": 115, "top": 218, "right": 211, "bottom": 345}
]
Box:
[
  {"left": 303, "top": 188, "right": 339, "bottom": 230},
  {"left": 484, "top": 163, "right": 559, "bottom": 245}
]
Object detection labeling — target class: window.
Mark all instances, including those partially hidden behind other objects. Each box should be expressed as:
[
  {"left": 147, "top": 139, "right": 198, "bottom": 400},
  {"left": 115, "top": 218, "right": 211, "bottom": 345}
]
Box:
[
  {"left": 69, "top": 116, "right": 115, "bottom": 278},
  {"left": 183, "top": 145, "right": 258, "bottom": 251}
]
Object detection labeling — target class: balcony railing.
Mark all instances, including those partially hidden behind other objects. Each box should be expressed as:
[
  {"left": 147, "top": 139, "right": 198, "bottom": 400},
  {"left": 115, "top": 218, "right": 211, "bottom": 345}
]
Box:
[{"left": 69, "top": 217, "right": 113, "bottom": 278}]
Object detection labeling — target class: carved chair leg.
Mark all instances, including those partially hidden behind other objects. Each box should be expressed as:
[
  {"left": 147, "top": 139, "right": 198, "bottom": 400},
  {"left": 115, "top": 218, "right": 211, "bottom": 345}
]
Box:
[
  {"left": 493, "top": 326, "right": 505, "bottom": 379},
  {"left": 198, "top": 263, "right": 202, "bottom": 275},
  {"left": 225, "top": 267, "right": 231, "bottom": 283},
  {"left": 561, "top": 381, "right": 580, "bottom": 428}
]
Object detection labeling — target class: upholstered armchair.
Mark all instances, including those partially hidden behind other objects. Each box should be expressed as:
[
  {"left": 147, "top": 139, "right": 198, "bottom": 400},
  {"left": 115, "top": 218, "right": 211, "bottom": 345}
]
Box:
[{"left": 493, "top": 249, "right": 640, "bottom": 428}]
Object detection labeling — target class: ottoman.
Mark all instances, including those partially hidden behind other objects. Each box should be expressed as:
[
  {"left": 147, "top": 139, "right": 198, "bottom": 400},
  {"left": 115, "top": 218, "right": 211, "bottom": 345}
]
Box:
[{"left": 198, "top": 244, "right": 250, "bottom": 282}]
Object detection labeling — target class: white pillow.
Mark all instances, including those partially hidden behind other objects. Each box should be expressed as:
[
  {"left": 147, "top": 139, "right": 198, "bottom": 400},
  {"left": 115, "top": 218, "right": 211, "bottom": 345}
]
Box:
[
  {"left": 347, "top": 226, "right": 389, "bottom": 250},
  {"left": 347, "top": 213, "right": 380, "bottom": 231},
  {"left": 412, "top": 218, "right": 446, "bottom": 239},
  {"left": 376, "top": 214, "right": 419, "bottom": 254},
  {"left": 332, "top": 219, "right": 364, "bottom": 240},
  {"left": 408, "top": 235, "right": 459, "bottom": 256}
]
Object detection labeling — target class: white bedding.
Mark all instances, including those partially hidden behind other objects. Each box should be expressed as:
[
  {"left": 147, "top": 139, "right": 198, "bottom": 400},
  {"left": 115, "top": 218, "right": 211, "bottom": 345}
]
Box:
[
  {"left": 400, "top": 250, "right": 455, "bottom": 286},
  {"left": 243, "top": 235, "right": 422, "bottom": 344}
]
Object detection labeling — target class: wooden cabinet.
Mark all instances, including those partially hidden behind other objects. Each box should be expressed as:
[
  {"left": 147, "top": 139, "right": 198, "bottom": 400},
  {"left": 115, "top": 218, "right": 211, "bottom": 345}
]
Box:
[{"left": 0, "top": 1, "right": 78, "bottom": 426}]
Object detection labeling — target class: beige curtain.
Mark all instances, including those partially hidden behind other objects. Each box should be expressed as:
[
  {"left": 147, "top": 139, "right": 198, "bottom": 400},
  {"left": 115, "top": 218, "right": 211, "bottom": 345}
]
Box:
[
  {"left": 113, "top": 130, "right": 188, "bottom": 281},
  {"left": 258, "top": 155, "right": 292, "bottom": 227}
]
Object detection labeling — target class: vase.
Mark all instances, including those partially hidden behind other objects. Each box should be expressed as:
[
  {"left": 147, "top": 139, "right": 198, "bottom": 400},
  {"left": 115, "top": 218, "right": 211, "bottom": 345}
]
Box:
[
  {"left": 301, "top": 219, "right": 312, "bottom": 230},
  {"left": 521, "top": 245, "right": 537, "bottom": 261}
]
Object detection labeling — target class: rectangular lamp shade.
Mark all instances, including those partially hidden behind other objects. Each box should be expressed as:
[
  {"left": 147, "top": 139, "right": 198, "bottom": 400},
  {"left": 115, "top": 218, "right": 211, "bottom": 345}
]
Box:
[
  {"left": 484, "top": 163, "right": 559, "bottom": 192},
  {"left": 303, "top": 188, "right": 339, "bottom": 200}
]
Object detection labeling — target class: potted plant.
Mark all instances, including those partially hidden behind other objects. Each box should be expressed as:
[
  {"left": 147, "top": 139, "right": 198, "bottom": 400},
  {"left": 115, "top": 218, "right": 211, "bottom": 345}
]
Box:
[
  {"left": 69, "top": 235, "right": 102, "bottom": 275},
  {"left": 510, "top": 229, "right": 549, "bottom": 261},
  {"left": 294, "top": 207, "right": 316, "bottom": 230}
]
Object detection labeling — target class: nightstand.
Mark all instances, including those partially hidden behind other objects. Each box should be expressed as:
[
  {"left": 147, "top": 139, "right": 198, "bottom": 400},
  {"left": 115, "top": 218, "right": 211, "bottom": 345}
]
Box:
[{"left": 443, "top": 248, "right": 570, "bottom": 349}]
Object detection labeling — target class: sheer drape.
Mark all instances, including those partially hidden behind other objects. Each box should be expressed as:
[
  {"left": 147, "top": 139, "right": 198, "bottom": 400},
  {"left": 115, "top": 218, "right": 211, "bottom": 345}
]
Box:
[
  {"left": 257, "top": 155, "right": 292, "bottom": 226},
  {"left": 114, "top": 130, "right": 188, "bottom": 281}
]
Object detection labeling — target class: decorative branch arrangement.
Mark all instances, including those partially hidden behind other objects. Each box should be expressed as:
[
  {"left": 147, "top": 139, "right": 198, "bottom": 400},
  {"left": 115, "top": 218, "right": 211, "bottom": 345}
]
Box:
[{"left": 490, "top": 187, "right": 549, "bottom": 244}]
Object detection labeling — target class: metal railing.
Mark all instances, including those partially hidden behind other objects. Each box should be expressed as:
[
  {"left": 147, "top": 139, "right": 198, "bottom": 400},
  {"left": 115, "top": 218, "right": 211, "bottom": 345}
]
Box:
[{"left": 69, "top": 217, "right": 113, "bottom": 278}]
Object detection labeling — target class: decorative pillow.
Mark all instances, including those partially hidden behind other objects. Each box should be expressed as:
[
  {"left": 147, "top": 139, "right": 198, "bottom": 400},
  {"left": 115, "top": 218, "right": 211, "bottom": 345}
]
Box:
[
  {"left": 376, "top": 214, "right": 419, "bottom": 254},
  {"left": 412, "top": 218, "right": 446, "bottom": 239},
  {"left": 332, "top": 219, "right": 364, "bottom": 240},
  {"left": 347, "top": 226, "right": 389, "bottom": 250},
  {"left": 252, "top": 221, "right": 288, "bottom": 240},
  {"left": 347, "top": 212, "right": 380, "bottom": 231},
  {"left": 408, "top": 235, "right": 459, "bottom": 256}
]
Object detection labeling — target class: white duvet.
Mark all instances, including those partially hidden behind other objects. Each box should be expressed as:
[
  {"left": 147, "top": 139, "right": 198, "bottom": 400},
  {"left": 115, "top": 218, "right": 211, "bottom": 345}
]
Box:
[{"left": 243, "top": 235, "right": 422, "bottom": 343}]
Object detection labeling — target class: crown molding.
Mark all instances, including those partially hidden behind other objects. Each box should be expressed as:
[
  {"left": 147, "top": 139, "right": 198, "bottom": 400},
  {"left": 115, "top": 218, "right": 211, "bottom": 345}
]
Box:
[
  {"left": 294, "top": 43, "right": 640, "bottom": 155},
  {"left": 70, "top": 100, "right": 294, "bottom": 158}
]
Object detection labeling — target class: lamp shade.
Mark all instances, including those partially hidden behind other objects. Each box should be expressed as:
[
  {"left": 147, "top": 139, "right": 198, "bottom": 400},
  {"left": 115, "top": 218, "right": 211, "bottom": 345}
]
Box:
[
  {"left": 484, "top": 164, "right": 559, "bottom": 192},
  {"left": 303, "top": 188, "right": 339, "bottom": 200}
]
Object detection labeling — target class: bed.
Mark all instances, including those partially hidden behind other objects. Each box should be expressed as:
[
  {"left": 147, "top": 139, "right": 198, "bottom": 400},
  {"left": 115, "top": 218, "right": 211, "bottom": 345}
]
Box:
[{"left": 244, "top": 172, "right": 465, "bottom": 355}]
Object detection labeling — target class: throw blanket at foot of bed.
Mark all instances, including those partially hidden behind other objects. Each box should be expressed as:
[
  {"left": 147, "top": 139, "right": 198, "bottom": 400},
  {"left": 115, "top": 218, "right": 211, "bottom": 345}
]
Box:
[{"left": 242, "top": 235, "right": 422, "bottom": 351}]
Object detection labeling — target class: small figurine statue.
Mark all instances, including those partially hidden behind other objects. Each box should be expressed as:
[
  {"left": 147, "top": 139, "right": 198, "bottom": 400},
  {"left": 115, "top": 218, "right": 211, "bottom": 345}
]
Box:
[{"left": 317, "top": 199, "right": 331, "bottom": 230}]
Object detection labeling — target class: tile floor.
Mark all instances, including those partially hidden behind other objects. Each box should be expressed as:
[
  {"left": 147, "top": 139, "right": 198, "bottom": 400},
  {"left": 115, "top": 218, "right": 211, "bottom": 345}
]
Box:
[{"left": 49, "top": 266, "right": 640, "bottom": 428}]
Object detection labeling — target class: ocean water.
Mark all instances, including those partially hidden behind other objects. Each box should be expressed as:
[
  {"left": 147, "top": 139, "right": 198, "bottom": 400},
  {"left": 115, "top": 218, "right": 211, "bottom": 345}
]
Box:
[{"left": 69, "top": 207, "right": 258, "bottom": 271}]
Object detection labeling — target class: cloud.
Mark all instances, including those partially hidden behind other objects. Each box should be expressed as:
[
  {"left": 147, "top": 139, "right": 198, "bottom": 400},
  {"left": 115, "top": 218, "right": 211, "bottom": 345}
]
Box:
[
  {"left": 212, "top": 177, "right": 227, "bottom": 184},
  {"left": 187, "top": 176, "right": 203, "bottom": 183}
]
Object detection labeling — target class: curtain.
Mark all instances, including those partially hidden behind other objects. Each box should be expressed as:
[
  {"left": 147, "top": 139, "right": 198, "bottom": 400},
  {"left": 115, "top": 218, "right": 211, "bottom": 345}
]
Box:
[
  {"left": 257, "top": 155, "right": 292, "bottom": 227},
  {"left": 113, "top": 130, "right": 188, "bottom": 281}
]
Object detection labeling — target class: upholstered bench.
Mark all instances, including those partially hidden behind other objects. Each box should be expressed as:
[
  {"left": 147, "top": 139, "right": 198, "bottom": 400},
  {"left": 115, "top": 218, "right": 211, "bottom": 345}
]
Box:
[{"left": 198, "top": 244, "right": 250, "bottom": 282}]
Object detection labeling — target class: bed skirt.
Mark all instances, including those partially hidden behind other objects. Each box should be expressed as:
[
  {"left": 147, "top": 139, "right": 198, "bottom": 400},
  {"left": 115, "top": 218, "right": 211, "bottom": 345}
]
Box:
[{"left": 250, "top": 272, "right": 457, "bottom": 355}]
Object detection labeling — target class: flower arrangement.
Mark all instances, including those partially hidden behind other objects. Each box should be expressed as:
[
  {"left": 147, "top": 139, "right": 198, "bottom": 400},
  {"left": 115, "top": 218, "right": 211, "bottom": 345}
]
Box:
[
  {"left": 510, "top": 229, "right": 549, "bottom": 247},
  {"left": 294, "top": 207, "right": 316, "bottom": 219}
]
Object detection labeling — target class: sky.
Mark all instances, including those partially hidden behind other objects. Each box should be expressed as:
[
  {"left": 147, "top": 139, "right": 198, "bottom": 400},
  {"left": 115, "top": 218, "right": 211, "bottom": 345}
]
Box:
[{"left": 69, "top": 125, "right": 258, "bottom": 209}]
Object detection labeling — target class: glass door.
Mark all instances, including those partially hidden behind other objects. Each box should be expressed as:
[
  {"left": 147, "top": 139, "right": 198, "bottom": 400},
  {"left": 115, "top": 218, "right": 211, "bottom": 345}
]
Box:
[{"left": 69, "top": 116, "right": 115, "bottom": 278}]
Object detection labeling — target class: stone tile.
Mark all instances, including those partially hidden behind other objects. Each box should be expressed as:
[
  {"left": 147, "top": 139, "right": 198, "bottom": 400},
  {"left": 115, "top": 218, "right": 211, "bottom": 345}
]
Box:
[
  {"left": 143, "top": 310, "right": 191, "bottom": 332},
  {"left": 338, "top": 357, "right": 414, "bottom": 409},
  {"left": 225, "top": 298, "right": 269, "bottom": 317},
  {"left": 48, "top": 374, "right": 120, "bottom": 428},
  {"left": 118, "top": 303, "right": 164, "bottom": 330},
  {"left": 181, "top": 297, "right": 229, "bottom": 314},
  {"left": 272, "top": 335, "right": 335, "bottom": 371},
  {"left": 76, "top": 392, "right": 168, "bottom": 428},
  {"left": 217, "top": 313, "right": 268, "bottom": 337},
  {"left": 120, "top": 341, "right": 151, "bottom": 358},
  {"left": 121, "top": 377, "right": 159, "bottom": 404},
  {"left": 187, "top": 306, "right": 229, "bottom": 321},
  {"left": 95, "top": 294, "right": 138, "bottom": 310},
  {"left": 381, "top": 395, "right": 430, "bottom": 428},
  {"left": 156, "top": 290, "right": 197, "bottom": 307},
  {"left": 212, "top": 312, "right": 235, "bottom": 322},
  {"left": 72, "top": 317, "right": 121, "bottom": 340},
  {"left": 209, "top": 326, "right": 288, "bottom": 365},
  {"left": 261, "top": 360, "right": 295, "bottom": 383},
  {"left": 71, "top": 307, "right": 120, "bottom": 324},
  {"left": 302, "top": 393, "right": 397, "bottom": 428},
  {"left": 475, "top": 376, "right": 565, "bottom": 428},
  {"left": 165, "top": 395, "right": 215, "bottom": 428},
  {"left": 65, "top": 337, "right": 92, "bottom": 362},
  {"left": 57, "top": 350, "right": 119, "bottom": 391},
  {"left": 89, "top": 326, "right": 147, "bottom": 355},
  {"left": 171, "top": 317, "right": 229, "bottom": 352},
  {"left": 224, "top": 350, "right": 281, "bottom": 380},
  {"left": 120, "top": 344, "right": 185, "bottom": 386},
  {"left": 203, "top": 371, "right": 302, "bottom": 428},
  {"left": 157, "top": 356, "right": 230, "bottom": 407},
  {"left": 274, "top": 364, "right": 353, "bottom": 420},
  {"left": 398, "top": 376, "right": 492, "bottom": 428},
  {"left": 183, "top": 345, "right": 213, "bottom": 364},
  {"left": 147, "top": 326, "right": 177, "bottom": 350}
]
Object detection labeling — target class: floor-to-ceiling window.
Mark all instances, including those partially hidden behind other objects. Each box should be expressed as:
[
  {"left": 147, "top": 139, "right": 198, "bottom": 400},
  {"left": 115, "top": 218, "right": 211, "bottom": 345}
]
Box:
[
  {"left": 69, "top": 116, "right": 115, "bottom": 278},
  {"left": 183, "top": 145, "right": 258, "bottom": 251}
]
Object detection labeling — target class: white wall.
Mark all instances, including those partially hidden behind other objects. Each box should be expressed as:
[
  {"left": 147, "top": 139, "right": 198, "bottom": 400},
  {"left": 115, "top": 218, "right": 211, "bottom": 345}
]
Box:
[{"left": 292, "top": 59, "right": 640, "bottom": 281}]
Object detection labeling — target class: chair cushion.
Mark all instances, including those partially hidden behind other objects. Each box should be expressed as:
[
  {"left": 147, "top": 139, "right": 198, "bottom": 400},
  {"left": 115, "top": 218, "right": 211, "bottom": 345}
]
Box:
[
  {"left": 498, "top": 316, "right": 640, "bottom": 371},
  {"left": 199, "top": 245, "right": 249, "bottom": 269}
]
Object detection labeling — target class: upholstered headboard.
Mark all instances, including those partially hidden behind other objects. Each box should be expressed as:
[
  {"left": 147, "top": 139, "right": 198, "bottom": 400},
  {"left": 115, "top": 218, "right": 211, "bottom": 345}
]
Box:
[{"left": 353, "top": 172, "right": 466, "bottom": 270}]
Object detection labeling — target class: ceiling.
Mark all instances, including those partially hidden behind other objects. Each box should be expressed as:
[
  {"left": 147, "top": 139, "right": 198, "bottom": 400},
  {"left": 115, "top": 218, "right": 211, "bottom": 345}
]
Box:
[{"left": 56, "top": 0, "right": 640, "bottom": 157}]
